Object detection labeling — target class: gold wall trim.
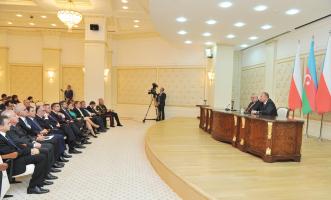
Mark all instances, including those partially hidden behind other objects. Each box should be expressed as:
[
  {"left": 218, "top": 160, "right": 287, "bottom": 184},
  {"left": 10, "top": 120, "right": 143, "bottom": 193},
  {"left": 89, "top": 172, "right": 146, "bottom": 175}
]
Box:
[
  {"left": 62, "top": 65, "right": 84, "bottom": 68},
  {"left": 9, "top": 63, "right": 42, "bottom": 67},
  {"left": 242, "top": 63, "right": 265, "bottom": 71},
  {"left": 43, "top": 48, "right": 62, "bottom": 51},
  {"left": 276, "top": 49, "right": 326, "bottom": 64}
]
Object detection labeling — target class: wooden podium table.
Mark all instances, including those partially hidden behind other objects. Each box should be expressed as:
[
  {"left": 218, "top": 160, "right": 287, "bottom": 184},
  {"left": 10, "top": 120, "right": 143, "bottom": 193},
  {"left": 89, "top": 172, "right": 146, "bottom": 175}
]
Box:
[{"left": 200, "top": 109, "right": 304, "bottom": 163}]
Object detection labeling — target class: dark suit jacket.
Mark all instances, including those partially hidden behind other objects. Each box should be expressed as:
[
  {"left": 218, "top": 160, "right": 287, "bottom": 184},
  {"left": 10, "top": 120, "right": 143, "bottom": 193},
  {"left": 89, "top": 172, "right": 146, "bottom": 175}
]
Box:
[
  {"left": 96, "top": 104, "right": 108, "bottom": 114},
  {"left": 245, "top": 101, "right": 263, "bottom": 113},
  {"left": 73, "top": 108, "right": 84, "bottom": 118},
  {"left": 157, "top": 93, "right": 166, "bottom": 106},
  {"left": 18, "top": 118, "right": 38, "bottom": 137},
  {"left": 259, "top": 99, "right": 278, "bottom": 116},
  {"left": 0, "top": 133, "right": 31, "bottom": 175},
  {"left": 87, "top": 106, "right": 98, "bottom": 115},
  {"left": 7, "top": 125, "right": 34, "bottom": 148},
  {"left": 81, "top": 108, "right": 91, "bottom": 117},
  {"left": 50, "top": 111, "right": 66, "bottom": 125},
  {"left": 60, "top": 109, "right": 73, "bottom": 121},
  {"left": 35, "top": 115, "right": 53, "bottom": 130},
  {"left": 26, "top": 117, "right": 43, "bottom": 134},
  {"left": 64, "top": 89, "right": 73, "bottom": 100}
]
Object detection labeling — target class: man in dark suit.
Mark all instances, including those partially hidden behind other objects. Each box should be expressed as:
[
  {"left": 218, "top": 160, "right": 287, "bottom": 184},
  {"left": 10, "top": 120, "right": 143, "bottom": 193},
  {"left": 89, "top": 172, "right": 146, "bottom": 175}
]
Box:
[
  {"left": 96, "top": 98, "right": 123, "bottom": 127},
  {"left": 157, "top": 88, "right": 166, "bottom": 121},
  {"left": 252, "top": 92, "right": 278, "bottom": 116},
  {"left": 245, "top": 94, "right": 262, "bottom": 114},
  {"left": 0, "top": 116, "right": 49, "bottom": 194},
  {"left": 79, "top": 101, "right": 106, "bottom": 132},
  {"left": 64, "top": 85, "right": 73, "bottom": 101},
  {"left": 2, "top": 110, "right": 60, "bottom": 179},
  {"left": 49, "top": 103, "right": 83, "bottom": 154}
]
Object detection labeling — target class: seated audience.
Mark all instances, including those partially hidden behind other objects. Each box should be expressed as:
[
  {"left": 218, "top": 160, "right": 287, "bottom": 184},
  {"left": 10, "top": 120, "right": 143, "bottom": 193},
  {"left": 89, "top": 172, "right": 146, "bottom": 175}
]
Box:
[
  {"left": 96, "top": 98, "right": 123, "bottom": 127},
  {"left": 251, "top": 92, "right": 278, "bottom": 116},
  {"left": 11, "top": 95, "right": 20, "bottom": 105},
  {"left": 0, "top": 116, "right": 50, "bottom": 194}
]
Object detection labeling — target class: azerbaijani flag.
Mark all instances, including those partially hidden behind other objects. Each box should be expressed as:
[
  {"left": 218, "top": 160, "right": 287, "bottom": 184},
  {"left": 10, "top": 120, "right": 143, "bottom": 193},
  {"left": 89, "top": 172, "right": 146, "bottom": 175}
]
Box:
[
  {"left": 302, "top": 37, "right": 318, "bottom": 114},
  {"left": 288, "top": 43, "right": 302, "bottom": 110},
  {"left": 316, "top": 34, "right": 331, "bottom": 113}
]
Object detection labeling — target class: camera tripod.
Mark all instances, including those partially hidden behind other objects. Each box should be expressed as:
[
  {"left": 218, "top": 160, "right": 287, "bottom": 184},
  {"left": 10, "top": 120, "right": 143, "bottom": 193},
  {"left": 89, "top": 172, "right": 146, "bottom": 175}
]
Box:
[{"left": 143, "top": 95, "right": 158, "bottom": 123}]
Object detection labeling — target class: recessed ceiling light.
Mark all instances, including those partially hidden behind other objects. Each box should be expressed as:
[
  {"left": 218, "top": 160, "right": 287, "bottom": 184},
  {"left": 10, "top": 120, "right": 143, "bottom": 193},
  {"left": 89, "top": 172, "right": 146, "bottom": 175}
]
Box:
[
  {"left": 122, "top": 6, "right": 128, "bottom": 9},
  {"left": 29, "top": 22, "right": 35, "bottom": 26},
  {"left": 134, "top": 25, "right": 140, "bottom": 28},
  {"left": 234, "top": 22, "right": 245, "bottom": 27},
  {"left": 206, "top": 19, "right": 217, "bottom": 25},
  {"left": 177, "top": 30, "right": 187, "bottom": 35},
  {"left": 205, "top": 41, "right": 214, "bottom": 46},
  {"left": 176, "top": 17, "right": 187, "bottom": 23},
  {"left": 249, "top": 36, "right": 258, "bottom": 40},
  {"left": 73, "top": 25, "right": 79, "bottom": 28},
  {"left": 51, "top": 23, "right": 56, "bottom": 27},
  {"left": 133, "top": 20, "right": 140, "bottom": 23},
  {"left": 226, "top": 34, "right": 235, "bottom": 39},
  {"left": 240, "top": 44, "right": 248, "bottom": 48},
  {"left": 7, "top": 21, "right": 13, "bottom": 25},
  {"left": 41, "top": 15, "right": 47, "bottom": 19},
  {"left": 254, "top": 5, "right": 268, "bottom": 11},
  {"left": 16, "top": 14, "right": 22, "bottom": 17},
  {"left": 286, "top": 8, "right": 300, "bottom": 15},
  {"left": 121, "top": 0, "right": 128, "bottom": 3},
  {"left": 185, "top": 40, "right": 192, "bottom": 44},
  {"left": 202, "top": 32, "right": 212, "bottom": 37},
  {"left": 261, "top": 24, "right": 272, "bottom": 30},
  {"left": 218, "top": 1, "right": 233, "bottom": 8}
]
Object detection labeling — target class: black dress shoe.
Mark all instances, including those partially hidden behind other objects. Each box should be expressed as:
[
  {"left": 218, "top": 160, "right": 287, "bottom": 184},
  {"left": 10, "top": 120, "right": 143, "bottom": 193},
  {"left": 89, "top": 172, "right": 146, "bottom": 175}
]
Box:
[
  {"left": 27, "top": 186, "right": 49, "bottom": 194},
  {"left": 69, "top": 149, "right": 82, "bottom": 154},
  {"left": 82, "top": 140, "right": 92, "bottom": 144},
  {"left": 42, "top": 180, "right": 53, "bottom": 186},
  {"left": 62, "top": 152, "right": 72, "bottom": 158},
  {"left": 117, "top": 124, "right": 123, "bottom": 127},
  {"left": 53, "top": 163, "right": 64, "bottom": 168},
  {"left": 105, "top": 127, "right": 110, "bottom": 129},
  {"left": 58, "top": 157, "right": 69, "bottom": 163},
  {"left": 4, "top": 194, "right": 13, "bottom": 198},
  {"left": 45, "top": 173, "right": 58, "bottom": 180},
  {"left": 76, "top": 144, "right": 86, "bottom": 149},
  {"left": 55, "top": 161, "right": 65, "bottom": 166},
  {"left": 50, "top": 168, "right": 61, "bottom": 173},
  {"left": 110, "top": 125, "right": 115, "bottom": 127}
]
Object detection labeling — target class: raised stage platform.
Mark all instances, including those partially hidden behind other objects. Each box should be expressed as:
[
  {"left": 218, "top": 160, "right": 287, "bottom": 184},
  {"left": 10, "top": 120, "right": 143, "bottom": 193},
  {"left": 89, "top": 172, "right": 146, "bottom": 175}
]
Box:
[{"left": 145, "top": 118, "right": 331, "bottom": 200}]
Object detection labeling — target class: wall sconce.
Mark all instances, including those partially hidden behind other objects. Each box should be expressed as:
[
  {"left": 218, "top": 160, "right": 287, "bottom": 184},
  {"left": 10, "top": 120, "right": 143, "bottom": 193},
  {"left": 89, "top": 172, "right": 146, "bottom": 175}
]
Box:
[
  {"left": 47, "top": 70, "right": 55, "bottom": 81},
  {"left": 208, "top": 71, "right": 215, "bottom": 81},
  {"left": 205, "top": 48, "right": 213, "bottom": 58},
  {"left": 104, "top": 68, "right": 110, "bottom": 81},
  {"left": 82, "top": 68, "right": 85, "bottom": 73}
]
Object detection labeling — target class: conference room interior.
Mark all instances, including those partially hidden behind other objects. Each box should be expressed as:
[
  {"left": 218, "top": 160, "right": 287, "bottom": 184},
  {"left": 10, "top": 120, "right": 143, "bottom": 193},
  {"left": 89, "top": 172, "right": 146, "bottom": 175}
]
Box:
[{"left": 0, "top": 0, "right": 330, "bottom": 199}]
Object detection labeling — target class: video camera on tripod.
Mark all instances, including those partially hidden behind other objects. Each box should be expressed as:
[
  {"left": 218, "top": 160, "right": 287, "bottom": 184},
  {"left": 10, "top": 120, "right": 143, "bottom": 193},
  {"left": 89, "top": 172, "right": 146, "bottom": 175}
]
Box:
[
  {"left": 143, "top": 83, "right": 159, "bottom": 123},
  {"left": 148, "top": 83, "right": 158, "bottom": 98}
]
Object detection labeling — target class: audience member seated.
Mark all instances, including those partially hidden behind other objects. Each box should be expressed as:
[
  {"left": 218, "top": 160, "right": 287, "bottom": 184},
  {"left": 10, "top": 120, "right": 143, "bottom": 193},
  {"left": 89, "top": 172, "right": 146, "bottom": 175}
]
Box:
[
  {"left": 251, "top": 92, "right": 278, "bottom": 116},
  {"left": 245, "top": 94, "right": 262, "bottom": 114},
  {"left": 0, "top": 116, "right": 50, "bottom": 194},
  {"left": 11, "top": 95, "right": 20, "bottom": 105},
  {"left": 69, "top": 101, "right": 99, "bottom": 138},
  {"left": 96, "top": 98, "right": 123, "bottom": 127},
  {"left": 80, "top": 101, "right": 107, "bottom": 132}
]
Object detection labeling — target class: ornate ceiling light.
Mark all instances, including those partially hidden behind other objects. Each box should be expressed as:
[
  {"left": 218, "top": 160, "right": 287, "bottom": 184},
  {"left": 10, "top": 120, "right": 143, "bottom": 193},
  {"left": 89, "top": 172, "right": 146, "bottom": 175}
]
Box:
[{"left": 57, "top": 0, "right": 82, "bottom": 32}]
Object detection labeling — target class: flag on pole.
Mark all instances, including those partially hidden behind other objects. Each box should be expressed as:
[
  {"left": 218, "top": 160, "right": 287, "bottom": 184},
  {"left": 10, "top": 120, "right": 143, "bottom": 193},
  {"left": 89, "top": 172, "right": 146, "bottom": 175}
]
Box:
[
  {"left": 316, "top": 33, "right": 331, "bottom": 113},
  {"left": 302, "top": 37, "right": 318, "bottom": 114},
  {"left": 288, "top": 42, "right": 303, "bottom": 110}
]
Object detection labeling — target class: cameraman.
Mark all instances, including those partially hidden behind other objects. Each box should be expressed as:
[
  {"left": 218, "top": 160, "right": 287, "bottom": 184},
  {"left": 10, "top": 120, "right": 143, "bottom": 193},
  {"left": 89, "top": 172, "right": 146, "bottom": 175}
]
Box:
[{"left": 157, "top": 87, "right": 166, "bottom": 121}]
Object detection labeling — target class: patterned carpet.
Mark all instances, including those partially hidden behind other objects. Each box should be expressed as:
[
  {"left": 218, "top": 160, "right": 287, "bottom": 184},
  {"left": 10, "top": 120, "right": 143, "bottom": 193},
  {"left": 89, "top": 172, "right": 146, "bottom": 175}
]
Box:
[{"left": 7, "top": 119, "right": 180, "bottom": 200}]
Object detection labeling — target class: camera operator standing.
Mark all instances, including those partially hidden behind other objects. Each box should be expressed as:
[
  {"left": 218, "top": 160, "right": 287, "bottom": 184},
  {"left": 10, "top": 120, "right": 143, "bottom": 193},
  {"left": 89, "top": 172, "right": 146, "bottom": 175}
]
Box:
[{"left": 157, "top": 87, "right": 166, "bottom": 121}]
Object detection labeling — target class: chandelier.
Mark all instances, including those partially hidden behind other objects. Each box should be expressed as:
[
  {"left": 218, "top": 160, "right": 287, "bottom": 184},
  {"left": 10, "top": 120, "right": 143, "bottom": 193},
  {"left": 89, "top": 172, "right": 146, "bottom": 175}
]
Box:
[{"left": 57, "top": 0, "right": 82, "bottom": 32}]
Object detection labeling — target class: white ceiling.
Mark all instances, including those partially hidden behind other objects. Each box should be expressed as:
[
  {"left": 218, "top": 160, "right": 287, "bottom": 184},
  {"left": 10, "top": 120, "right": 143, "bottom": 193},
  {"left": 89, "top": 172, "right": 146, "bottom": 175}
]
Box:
[
  {"left": 0, "top": 0, "right": 155, "bottom": 34},
  {"left": 150, "top": 0, "right": 331, "bottom": 48}
]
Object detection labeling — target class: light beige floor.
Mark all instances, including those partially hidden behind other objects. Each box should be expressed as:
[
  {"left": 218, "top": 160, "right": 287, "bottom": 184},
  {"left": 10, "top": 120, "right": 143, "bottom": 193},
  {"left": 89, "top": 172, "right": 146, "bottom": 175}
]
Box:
[
  {"left": 146, "top": 118, "right": 331, "bottom": 200},
  {"left": 7, "top": 119, "right": 180, "bottom": 200}
]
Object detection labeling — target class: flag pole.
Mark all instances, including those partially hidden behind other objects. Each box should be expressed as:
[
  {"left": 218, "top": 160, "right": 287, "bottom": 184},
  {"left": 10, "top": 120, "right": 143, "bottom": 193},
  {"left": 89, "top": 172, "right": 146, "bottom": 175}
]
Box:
[
  {"left": 319, "top": 114, "right": 324, "bottom": 141},
  {"left": 305, "top": 113, "right": 310, "bottom": 138}
]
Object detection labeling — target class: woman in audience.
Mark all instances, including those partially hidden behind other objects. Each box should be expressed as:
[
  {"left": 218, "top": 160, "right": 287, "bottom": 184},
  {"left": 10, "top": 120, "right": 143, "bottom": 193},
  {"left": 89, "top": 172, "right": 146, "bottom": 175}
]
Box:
[{"left": 67, "top": 102, "right": 99, "bottom": 138}]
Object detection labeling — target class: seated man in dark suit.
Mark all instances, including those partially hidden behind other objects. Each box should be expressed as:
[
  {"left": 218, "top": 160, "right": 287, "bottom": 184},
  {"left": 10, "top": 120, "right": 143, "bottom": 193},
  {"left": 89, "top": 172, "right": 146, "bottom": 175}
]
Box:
[
  {"left": 245, "top": 94, "right": 262, "bottom": 114},
  {"left": 2, "top": 110, "right": 60, "bottom": 179},
  {"left": 96, "top": 98, "right": 123, "bottom": 127},
  {"left": 0, "top": 116, "right": 49, "bottom": 194},
  {"left": 252, "top": 92, "right": 278, "bottom": 116},
  {"left": 80, "top": 101, "right": 106, "bottom": 132}
]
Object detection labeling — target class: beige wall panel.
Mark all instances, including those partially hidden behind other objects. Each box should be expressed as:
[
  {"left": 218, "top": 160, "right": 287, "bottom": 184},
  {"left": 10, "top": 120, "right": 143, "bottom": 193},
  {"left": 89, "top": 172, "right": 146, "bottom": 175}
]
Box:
[
  {"left": 10, "top": 65, "right": 43, "bottom": 101},
  {"left": 240, "top": 65, "right": 265, "bottom": 108},
  {"left": 62, "top": 67, "right": 84, "bottom": 101},
  {"left": 117, "top": 68, "right": 157, "bottom": 104},
  {"left": 158, "top": 68, "right": 205, "bottom": 106}
]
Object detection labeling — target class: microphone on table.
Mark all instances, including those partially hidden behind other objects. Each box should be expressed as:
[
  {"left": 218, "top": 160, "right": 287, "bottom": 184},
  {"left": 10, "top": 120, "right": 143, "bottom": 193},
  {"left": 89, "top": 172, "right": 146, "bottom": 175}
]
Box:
[{"left": 225, "top": 104, "right": 231, "bottom": 111}]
